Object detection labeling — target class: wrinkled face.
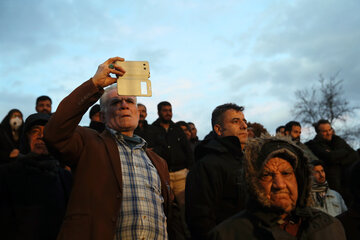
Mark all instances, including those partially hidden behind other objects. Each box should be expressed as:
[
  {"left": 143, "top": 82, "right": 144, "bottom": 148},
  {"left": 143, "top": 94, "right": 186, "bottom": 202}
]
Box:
[
  {"left": 259, "top": 157, "right": 298, "bottom": 213},
  {"left": 36, "top": 100, "right": 52, "bottom": 114},
  {"left": 138, "top": 105, "right": 147, "bottom": 121},
  {"left": 289, "top": 125, "right": 301, "bottom": 142},
  {"left": 313, "top": 165, "right": 326, "bottom": 184},
  {"left": 159, "top": 105, "right": 172, "bottom": 122},
  {"left": 214, "top": 109, "right": 248, "bottom": 147},
  {"left": 180, "top": 125, "right": 192, "bottom": 141},
  {"left": 189, "top": 123, "right": 197, "bottom": 139},
  {"left": 102, "top": 89, "right": 138, "bottom": 136},
  {"left": 28, "top": 125, "right": 49, "bottom": 155},
  {"left": 318, "top": 123, "right": 333, "bottom": 141}
]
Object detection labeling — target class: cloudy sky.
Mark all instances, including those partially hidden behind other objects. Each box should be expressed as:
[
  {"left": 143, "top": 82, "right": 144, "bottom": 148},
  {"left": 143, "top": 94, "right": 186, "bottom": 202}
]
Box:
[{"left": 1, "top": 0, "right": 359, "bottom": 143}]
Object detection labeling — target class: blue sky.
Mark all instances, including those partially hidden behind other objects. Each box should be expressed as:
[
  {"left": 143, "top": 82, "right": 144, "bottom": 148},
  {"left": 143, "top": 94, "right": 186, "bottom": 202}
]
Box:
[{"left": 1, "top": 0, "right": 359, "bottom": 144}]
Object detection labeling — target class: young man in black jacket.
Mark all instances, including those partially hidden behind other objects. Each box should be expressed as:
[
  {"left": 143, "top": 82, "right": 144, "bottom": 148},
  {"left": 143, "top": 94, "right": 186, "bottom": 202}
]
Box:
[
  {"left": 151, "top": 101, "right": 194, "bottom": 207},
  {"left": 185, "top": 103, "right": 248, "bottom": 239}
]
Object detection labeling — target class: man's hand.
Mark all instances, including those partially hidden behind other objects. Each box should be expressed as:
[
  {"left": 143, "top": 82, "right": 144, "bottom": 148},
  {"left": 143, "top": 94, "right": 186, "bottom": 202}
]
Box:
[
  {"left": 92, "top": 57, "right": 126, "bottom": 88},
  {"left": 9, "top": 148, "right": 19, "bottom": 158}
]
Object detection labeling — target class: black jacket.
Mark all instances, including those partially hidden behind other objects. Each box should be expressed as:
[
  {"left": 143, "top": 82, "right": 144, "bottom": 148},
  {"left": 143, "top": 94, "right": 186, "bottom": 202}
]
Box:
[
  {"left": 151, "top": 119, "right": 194, "bottom": 171},
  {"left": 0, "top": 153, "right": 72, "bottom": 240},
  {"left": 134, "top": 120, "right": 156, "bottom": 146},
  {"left": 306, "top": 134, "right": 359, "bottom": 200},
  {"left": 185, "top": 135, "right": 245, "bottom": 240},
  {"left": 208, "top": 208, "right": 346, "bottom": 240}
]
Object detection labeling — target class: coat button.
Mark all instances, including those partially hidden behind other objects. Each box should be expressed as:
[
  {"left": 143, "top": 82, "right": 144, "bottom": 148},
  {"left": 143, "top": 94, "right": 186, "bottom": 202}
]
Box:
[
  {"left": 116, "top": 193, "right": 121, "bottom": 199},
  {"left": 112, "top": 217, "right": 116, "bottom": 222}
]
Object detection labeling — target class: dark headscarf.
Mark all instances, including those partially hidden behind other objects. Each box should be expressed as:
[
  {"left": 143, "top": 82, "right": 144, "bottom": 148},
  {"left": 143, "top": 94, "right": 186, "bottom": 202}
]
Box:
[{"left": 0, "top": 109, "right": 24, "bottom": 147}]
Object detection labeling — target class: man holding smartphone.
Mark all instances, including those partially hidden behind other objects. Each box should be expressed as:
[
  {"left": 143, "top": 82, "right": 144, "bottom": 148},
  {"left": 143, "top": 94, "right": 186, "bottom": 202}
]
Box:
[{"left": 44, "top": 57, "right": 172, "bottom": 240}]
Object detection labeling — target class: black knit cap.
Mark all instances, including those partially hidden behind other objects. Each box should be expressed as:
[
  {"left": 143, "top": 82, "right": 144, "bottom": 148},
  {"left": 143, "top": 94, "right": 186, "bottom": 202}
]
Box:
[{"left": 24, "top": 113, "right": 50, "bottom": 133}]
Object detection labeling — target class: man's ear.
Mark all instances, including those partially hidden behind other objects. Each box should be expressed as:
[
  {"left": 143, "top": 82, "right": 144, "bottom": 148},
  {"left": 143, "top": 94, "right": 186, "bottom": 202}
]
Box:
[
  {"left": 285, "top": 130, "right": 290, "bottom": 136},
  {"left": 213, "top": 124, "right": 222, "bottom": 136}
]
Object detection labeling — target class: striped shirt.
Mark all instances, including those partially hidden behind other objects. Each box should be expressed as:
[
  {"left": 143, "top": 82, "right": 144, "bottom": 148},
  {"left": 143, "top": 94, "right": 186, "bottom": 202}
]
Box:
[{"left": 110, "top": 130, "right": 168, "bottom": 240}]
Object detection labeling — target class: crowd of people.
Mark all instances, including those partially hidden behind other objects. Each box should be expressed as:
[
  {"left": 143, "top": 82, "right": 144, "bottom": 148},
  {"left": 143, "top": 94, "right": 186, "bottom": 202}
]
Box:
[{"left": 0, "top": 57, "right": 359, "bottom": 240}]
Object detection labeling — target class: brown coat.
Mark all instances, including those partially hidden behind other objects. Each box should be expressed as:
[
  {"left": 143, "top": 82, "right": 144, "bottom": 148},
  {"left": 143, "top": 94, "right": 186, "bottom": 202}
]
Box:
[{"left": 44, "top": 80, "right": 172, "bottom": 240}]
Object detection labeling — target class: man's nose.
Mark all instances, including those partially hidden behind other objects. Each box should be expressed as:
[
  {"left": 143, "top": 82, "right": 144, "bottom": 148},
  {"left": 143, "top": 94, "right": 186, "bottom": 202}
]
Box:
[
  {"left": 119, "top": 99, "right": 129, "bottom": 108},
  {"left": 272, "top": 174, "right": 286, "bottom": 190},
  {"left": 38, "top": 129, "right": 44, "bottom": 138}
]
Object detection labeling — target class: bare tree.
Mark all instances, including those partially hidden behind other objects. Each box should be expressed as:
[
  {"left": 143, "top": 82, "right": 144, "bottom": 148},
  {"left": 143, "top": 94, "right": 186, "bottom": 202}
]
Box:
[
  {"left": 293, "top": 72, "right": 358, "bottom": 125},
  {"left": 292, "top": 72, "right": 359, "bottom": 147}
]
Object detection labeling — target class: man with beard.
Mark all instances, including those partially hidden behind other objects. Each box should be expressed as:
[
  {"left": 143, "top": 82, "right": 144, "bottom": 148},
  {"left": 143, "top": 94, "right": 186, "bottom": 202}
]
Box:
[
  {"left": 208, "top": 137, "right": 346, "bottom": 240},
  {"left": 0, "top": 113, "right": 72, "bottom": 240},
  {"left": 310, "top": 160, "right": 347, "bottom": 216},
  {"left": 151, "top": 101, "right": 194, "bottom": 208},
  {"left": 35, "top": 95, "right": 52, "bottom": 115},
  {"left": 285, "top": 121, "right": 318, "bottom": 162},
  {"left": 186, "top": 103, "right": 248, "bottom": 239}
]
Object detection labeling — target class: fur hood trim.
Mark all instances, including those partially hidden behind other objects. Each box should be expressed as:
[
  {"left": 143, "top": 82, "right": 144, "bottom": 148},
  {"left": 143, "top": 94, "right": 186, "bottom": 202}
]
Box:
[{"left": 243, "top": 136, "right": 312, "bottom": 210}]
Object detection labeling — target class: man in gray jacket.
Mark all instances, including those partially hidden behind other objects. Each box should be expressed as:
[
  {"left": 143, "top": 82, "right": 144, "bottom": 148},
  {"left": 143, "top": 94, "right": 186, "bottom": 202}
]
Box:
[{"left": 311, "top": 160, "right": 347, "bottom": 216}]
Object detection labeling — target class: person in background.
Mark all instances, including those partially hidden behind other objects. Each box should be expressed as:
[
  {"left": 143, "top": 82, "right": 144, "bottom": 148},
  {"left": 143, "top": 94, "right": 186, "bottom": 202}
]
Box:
[
  {"left": 177, "top": 121, "right": 192, "bottom": 141},
  {"left": 151, "top": 101, "right": 194, "bottom": 208},
  {"left": 311, "top": 160, "right": 347, "bottom": 216},
  {"left": 88, "top": 104, "right": 105, "bottom": 133},
  {"left": 0, "top": 113, "right": 72, "bottom": 240},
  {"left": 134, "top": 103, "right": 155, "bottom": 146},
  {"left": 0, "top": 109, "right": 24, "bottom": 163},
  {"left": 188, "top": 122, "right": 199, "bottom": 145},
  {"left": 306, "top": 119, "right": 359, "bottom": 205},
  {"left": 246, "top": 122, "right": 268, "bottom": 138},
  {"left": 275, "top": 125, "right": 285, "bottom": 136},
  {"left": 284, "top": 120, "right": 319, "bottom": 162},
  {"left": 35, "top": 95, "right": 52, "bottom": 115}
]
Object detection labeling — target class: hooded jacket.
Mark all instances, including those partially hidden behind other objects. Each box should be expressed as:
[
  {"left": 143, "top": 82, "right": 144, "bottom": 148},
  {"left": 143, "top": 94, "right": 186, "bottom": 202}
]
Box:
[
  {"left": 186, "top": 135, "right": 245, "bottom": 240},
  {"left": 208, "top": 137, "right": 346, "bottom": 240}
]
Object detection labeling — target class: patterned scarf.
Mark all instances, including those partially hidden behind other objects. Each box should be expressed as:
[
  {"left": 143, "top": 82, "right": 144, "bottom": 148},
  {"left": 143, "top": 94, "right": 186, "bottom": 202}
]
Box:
[{"left": 312, "top": 181, "right": 328, "bottom": 207}]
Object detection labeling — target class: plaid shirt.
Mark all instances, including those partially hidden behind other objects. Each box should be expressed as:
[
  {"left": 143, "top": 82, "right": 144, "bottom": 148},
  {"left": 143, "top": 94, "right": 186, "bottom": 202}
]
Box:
[{"left": 110, "top": 130, "right": 168, "bottom": 240}]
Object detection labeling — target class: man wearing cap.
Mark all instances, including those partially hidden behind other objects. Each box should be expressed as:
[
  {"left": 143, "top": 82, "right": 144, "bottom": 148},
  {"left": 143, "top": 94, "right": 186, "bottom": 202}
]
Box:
[
  {"left": 44, "top": 57, "right": 173, "bottom": 240},
  {"left": 0, "top": 113, "right": 72, "bottom": 240},
  {"left": 208, "top": 136, "right": 346, "bottom": 240}
]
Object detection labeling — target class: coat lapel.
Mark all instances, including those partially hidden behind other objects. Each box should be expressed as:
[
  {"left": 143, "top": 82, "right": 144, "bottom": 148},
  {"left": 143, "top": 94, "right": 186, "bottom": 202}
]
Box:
[{"left": 100, "top": 130, "right": 123, "bottom": 191}]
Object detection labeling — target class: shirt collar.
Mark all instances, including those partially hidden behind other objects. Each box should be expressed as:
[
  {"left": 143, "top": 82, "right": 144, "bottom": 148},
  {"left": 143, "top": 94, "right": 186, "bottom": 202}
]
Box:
[{"left": 107, "top": 127, "right": 147, "bottom": 149}]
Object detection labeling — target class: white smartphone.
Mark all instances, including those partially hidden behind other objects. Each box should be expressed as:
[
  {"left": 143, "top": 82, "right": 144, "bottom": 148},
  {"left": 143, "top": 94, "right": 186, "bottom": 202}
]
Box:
[{"left": 115, "top": 61, "right": 152, "bottom": 97}]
